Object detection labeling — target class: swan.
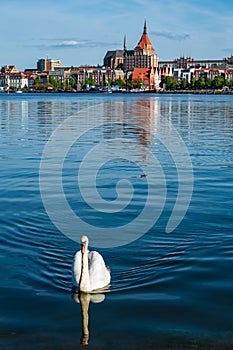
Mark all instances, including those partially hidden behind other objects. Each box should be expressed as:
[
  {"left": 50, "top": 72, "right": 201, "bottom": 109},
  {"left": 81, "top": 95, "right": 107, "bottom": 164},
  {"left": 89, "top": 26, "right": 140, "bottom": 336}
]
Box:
[{"left": 72, "top": 235, "right": 111, "bottom": 292}]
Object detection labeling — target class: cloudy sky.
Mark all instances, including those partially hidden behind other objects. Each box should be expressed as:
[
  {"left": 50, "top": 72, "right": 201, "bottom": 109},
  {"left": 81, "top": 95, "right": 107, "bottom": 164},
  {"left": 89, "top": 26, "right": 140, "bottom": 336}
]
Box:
[{"left": 1, "top": 0, "right": 233, "bottom": 69}]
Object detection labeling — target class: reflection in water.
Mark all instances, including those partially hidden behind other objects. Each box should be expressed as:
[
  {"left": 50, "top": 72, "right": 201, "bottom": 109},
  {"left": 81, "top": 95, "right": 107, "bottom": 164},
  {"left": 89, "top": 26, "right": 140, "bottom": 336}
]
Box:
[
  {"left": 0, "top": 94, "right": 233, "bottom": 349},
  {"left": 72, "top": 290, "right": 105, "bottom": 345}
]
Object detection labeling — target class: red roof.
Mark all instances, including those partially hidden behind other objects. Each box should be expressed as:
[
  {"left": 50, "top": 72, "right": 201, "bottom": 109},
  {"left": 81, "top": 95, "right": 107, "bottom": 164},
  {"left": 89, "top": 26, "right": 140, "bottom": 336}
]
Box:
[
  {"left": 136, "top": 33, "right": 153, "bottom": 50},
  {"left": 135, "top": 20, "right": 154, "bottom": 50}
]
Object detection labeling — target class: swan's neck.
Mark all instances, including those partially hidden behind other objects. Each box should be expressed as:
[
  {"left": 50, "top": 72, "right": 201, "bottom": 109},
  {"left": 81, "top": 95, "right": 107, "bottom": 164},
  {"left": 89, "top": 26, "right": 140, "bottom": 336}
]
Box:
[{"left": 80, "top": 251, "right": 91, "bottom": 292}]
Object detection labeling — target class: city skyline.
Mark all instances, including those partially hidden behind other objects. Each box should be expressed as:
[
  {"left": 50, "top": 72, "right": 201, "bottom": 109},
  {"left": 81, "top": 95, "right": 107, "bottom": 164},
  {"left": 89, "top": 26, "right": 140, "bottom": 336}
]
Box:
[{"left": 1, "top": 0, "right": 233, "bottom": 70}]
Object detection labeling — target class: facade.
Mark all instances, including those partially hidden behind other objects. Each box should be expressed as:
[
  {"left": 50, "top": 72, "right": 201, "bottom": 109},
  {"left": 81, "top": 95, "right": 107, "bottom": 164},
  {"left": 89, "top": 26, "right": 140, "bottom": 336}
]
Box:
[
  {"left": 159, "top": 55, "right": 233, "bottom": 71},
  {"left": 73, "top": 67, "right": 125, "bottom": 87},
  {"left": 132, "top": 67, "right": 154, "bottom": 89},
  {"left": 103, "top": 50, "right": 124, "bottom": 69},
  {"left": 0, "top": 72, "right": 28, "bottom": 89},
  {"left": 37, "top": 58, "right": 62, "bottom": 72},
  {"left": 194, "top": 67, "right": 233, "bottom": 81}
]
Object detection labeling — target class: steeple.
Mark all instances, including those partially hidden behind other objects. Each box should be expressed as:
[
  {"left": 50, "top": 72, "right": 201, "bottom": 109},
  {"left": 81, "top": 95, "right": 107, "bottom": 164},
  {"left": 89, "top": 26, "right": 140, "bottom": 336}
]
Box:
[
  {"left": 135, "top": 19, "right": 154, "bottom": 51},
  {"left": 123, "top": 34, "right": 126, "bottom": 51},
  {"left": 143, "top": 19, "right": 147, "bottom": 34}
]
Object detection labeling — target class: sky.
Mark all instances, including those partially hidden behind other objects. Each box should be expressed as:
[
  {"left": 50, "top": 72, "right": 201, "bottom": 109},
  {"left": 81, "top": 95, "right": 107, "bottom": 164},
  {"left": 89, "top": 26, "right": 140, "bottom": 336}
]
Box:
[{"left": 1, "top": 0, "right": 233, "bottom": 70}]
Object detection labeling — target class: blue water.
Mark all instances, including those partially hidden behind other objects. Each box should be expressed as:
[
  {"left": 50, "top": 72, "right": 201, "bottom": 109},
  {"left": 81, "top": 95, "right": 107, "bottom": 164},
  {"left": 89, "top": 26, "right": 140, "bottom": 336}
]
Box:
[{"left": 0, "top": 93, "right": 233, "bottom": 349}]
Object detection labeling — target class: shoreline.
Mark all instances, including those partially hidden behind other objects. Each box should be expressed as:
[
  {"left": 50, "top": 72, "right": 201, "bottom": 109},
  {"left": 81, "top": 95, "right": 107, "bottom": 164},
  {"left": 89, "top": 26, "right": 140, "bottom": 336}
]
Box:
[{"left": 1, "top": 89, "right": 233, "bottom": 95}]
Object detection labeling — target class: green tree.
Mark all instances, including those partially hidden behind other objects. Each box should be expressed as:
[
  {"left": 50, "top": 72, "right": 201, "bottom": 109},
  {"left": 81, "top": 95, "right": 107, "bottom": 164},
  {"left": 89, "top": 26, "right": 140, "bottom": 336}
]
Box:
[
  {"left": 66, "top": 77, "right": 76, "bottom": 90},
  {"left": 70, "top": 77, "right": 76, "bottom": 88},
  {"left": 160, "top": 76, "right": 178, "bottom": 90},
  {"left": 107, "top": 78, "right": 113, "bottom": 87},
  {"left": 57, "top": 79, "right": 64, "bottom": 91},
  {"left": 84, "top": 76, "right": 95, "bottom": 87},
  {"left": 190, "top": 78, "right": 196, "bottom": 90},
  {"left": 136, "top": 80, "right": 144, "bottom": 89},
  {"left": 212, "top": 76, "right": 225, "bottom": 89},
  {"left": 49, "top": 76, "right": 58, "bottom": 89},
  {"left": 115, "top": 78, "right": 125, "bottom": 87},
  {"left": 34, "top": 76, "right": 40, "bottom": 85},
  {"left": 180, "top": 79, "right": 188, "bottom": 90},
  {"left": 205, "top": 78, "right": 212, "bottom": 89},
  {"left": 229, "top": 79, "right": 233, "bottom": 89},
  {"left": 196, "top": 77, "right": 206, "bottom": 89}
]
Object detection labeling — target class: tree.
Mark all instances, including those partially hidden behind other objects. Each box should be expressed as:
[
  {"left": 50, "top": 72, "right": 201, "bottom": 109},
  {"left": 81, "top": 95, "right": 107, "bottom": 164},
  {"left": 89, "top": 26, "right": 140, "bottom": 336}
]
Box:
[
  {"left": 34, "top": 76, "right": 40, "bottom": 85},
  {"left": 229, "top": 79, "right": 233, "bottom": 89},
  {"left": 190, "top": 78, "right": 196, "bottom": 90},
  {"left": 57, "top": 79, "right": 64, "bottom": 90},
  {"left": 115, "top": 78, "right": 125, "bottom": 87},
  {"left": 84, "top": 76, "right": 95, "bottom": 87},
  {"left": 107, "top": 78, "right": 113, "bottom": 87},
  {"left": 67, "top": 76, "right": 76, "bottom": 90},
  {"left": 196, "top": 77, "right": 206, "bottom": 89},
  {"left": 180, "top": 79, "right": 188, "bottom": 90},
  {"left": 49, "top": 76, "right": 58, "bottom": 89},
  {"left": 212, "top": 76, "right": 225, "bottom": 89},
  {"left": 160, "top": 76, "right": 178, "bottom": 90},
  {"left": 137, "top": 80, "right": 144, "bottom": 89},
  {"left": 205, "top": 78, "right": 212, "bottom": 89}
]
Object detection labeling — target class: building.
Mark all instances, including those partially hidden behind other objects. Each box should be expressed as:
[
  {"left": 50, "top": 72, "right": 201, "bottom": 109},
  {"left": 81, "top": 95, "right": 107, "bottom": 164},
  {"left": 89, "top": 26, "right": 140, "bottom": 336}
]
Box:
[
  {"left": 124, "top": 20, "right": 159, "bottom": 72},
  {"left": 1, "top": 65, "right": 19, "bottom": 73},
  {"left": 37, "top": 58, "right": 62, "bottom": 72},
  {"left": 103, "top": 50, "right": 124, "bottom": 69},
  {"left": 73, "top": 66, "right": 124, "bottom": 88},
  {"left": 194, "top": 67, "right": 233, "bottom": 81},
  {"left": 159, "top": 55, "right": 233, "bottom": 71},
  {"left": 132, "top": 67, "right": 154, "bottom": 89},
  {"left": 0, "top": 72, "right": 28, "bottom": 89}
]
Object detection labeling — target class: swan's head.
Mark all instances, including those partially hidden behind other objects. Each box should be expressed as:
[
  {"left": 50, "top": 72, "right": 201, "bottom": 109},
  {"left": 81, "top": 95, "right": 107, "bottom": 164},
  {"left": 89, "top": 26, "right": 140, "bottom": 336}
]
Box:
[{"left": 80, "top": 235, "right": 89, "bottom": 253}]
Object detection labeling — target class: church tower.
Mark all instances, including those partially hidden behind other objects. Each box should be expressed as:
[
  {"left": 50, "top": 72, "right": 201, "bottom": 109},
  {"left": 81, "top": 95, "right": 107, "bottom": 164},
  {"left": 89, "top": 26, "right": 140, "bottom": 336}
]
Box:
[
  {"left": 124, "top": 19, "right": 159, "bottom": 72},
  {"left": 135, "top": 19, "right": 154, "bottom": 55}
]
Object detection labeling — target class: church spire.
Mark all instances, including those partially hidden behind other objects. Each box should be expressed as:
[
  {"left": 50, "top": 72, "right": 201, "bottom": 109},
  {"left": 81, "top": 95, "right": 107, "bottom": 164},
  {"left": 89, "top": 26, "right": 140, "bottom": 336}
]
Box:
[
  {"left": 123, "top": 34, "right": 126, "bottom": 50},
  {"left": 143, "top": 18, "right": 147, "bottom": 34},
  {"left": 135, "top": 19, "right": 154, "bottom": 51}
]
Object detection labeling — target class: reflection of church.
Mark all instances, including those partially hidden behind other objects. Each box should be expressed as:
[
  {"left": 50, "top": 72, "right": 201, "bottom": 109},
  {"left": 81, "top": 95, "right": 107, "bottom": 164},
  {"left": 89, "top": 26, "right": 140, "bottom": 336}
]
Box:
[{"left": 103, "top": 20, "right": 160, "bottom": 90}]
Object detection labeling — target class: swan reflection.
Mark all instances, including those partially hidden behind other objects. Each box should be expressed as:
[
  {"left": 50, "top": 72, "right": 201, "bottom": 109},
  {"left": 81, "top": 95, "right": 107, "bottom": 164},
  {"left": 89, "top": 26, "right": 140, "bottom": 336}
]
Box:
[{"left": 72, "top": 290, "right": 106, "bottom": 345}]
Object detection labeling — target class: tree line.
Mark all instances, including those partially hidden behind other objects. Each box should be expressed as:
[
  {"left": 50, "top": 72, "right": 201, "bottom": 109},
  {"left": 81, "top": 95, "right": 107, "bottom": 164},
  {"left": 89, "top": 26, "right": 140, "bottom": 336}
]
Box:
[{"left": 160, "top": 76, "right": 233, "bottom": 91}]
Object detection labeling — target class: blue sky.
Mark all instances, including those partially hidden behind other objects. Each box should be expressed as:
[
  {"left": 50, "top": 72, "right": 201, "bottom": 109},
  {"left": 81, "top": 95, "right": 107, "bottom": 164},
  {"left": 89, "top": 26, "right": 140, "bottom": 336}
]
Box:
[{"left": 1, "top": 0, "right": 233, "bottom": 70}]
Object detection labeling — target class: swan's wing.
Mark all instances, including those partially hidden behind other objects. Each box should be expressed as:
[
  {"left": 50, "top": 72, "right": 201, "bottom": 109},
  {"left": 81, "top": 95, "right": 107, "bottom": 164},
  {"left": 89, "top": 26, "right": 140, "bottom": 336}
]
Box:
[
  {"left": 72, "top": 250, "right": 82, "bottom": 287},
  {"left": 89, "top": 251, "right": 111, "bottom": 291}
]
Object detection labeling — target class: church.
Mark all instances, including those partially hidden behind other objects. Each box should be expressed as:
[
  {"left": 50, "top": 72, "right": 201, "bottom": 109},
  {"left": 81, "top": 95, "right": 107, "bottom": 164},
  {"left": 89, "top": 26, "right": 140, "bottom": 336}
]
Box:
[{"left": 103, "top": 20, "right": 160, "bottom": 90}]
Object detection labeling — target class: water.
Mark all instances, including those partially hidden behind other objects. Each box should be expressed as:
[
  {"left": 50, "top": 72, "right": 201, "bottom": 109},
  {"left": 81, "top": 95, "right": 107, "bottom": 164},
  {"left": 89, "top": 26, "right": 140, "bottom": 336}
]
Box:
[{"left": 0, "top": 93, "right": 233, "bottom": 349}]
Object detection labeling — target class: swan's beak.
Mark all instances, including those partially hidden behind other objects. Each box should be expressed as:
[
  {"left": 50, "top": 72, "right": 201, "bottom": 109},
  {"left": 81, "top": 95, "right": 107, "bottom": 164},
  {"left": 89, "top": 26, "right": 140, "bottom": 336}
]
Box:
[{"left": 81, "top": 243, "right": 87, "bottom": 253}]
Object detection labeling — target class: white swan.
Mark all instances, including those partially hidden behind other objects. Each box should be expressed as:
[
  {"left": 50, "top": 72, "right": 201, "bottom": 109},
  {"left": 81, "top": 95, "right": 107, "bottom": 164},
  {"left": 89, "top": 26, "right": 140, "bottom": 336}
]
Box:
[{"left": 72, "top": 236, "right": 111, "bottom": 292}]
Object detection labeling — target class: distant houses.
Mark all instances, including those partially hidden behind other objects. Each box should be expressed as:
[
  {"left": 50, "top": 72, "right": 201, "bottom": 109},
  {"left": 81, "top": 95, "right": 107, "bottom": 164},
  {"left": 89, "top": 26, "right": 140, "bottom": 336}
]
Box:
[{"left": 0, "top": 66, "right": 29, "bottom": 91}]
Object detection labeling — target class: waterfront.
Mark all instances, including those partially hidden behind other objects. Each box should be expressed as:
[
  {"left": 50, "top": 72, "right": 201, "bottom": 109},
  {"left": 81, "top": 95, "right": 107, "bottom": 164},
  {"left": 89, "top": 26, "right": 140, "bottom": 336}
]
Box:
[{"left": 0, "top": 93, "right": 233, "bottom": 349}]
